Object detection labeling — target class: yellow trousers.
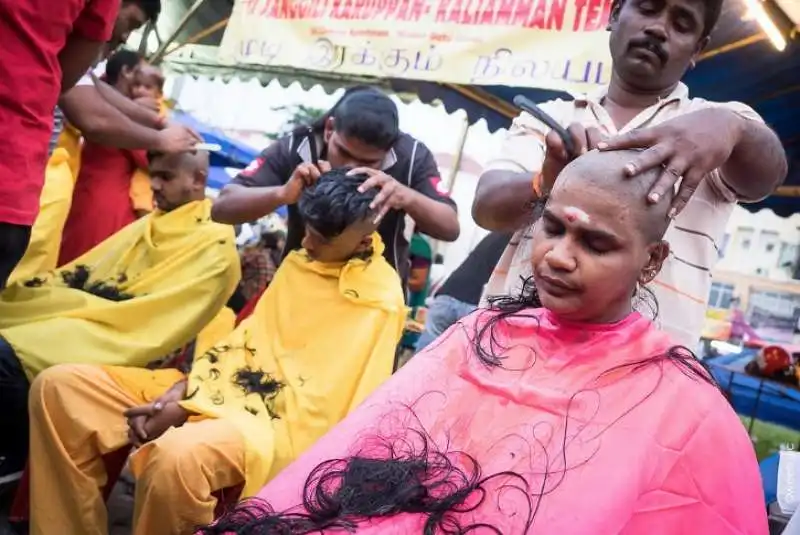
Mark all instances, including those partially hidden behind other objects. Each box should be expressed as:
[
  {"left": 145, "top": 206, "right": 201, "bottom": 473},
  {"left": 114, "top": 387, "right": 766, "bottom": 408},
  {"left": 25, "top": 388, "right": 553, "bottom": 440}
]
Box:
[{"left": 29, "top": 364, "right": 246, "bottom": 535}]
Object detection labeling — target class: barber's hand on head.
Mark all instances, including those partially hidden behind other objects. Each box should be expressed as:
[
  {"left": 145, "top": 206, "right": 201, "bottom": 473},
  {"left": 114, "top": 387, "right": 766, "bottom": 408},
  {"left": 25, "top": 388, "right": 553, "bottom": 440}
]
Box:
[
  {"left": 155, "top": 124, "right": 202, "bottom": 153},
  {"left": 124, "top": 379, "right": 188, "bottom": 446},
  {"left": 597, "top": 108, "right": 740, "bottom": 218},
  {"left": 134, "top": 96, "right": 160, "bottom": 112},
  {"left": 350, "top": 168, "right": 411, "bottom": 225},
  {"left": 280, "top": 161, "right": 331, "bottom": 204},
  {"left": 541, "top": 123, "right": 605, "bottom": 192}
]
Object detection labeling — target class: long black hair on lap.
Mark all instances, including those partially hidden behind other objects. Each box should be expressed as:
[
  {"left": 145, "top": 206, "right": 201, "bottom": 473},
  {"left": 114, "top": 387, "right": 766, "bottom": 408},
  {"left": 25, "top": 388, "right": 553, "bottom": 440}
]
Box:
[{"left": 198, "top": 205, "right": 720, "bottom": 535}]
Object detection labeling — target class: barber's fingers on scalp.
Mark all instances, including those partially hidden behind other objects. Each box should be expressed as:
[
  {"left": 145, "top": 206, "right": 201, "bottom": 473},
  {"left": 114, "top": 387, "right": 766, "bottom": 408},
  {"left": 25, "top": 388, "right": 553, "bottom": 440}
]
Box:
[
  {"left": 597, "top": 128, "right": 665, "bottom": 166},
  {"left": 351, "top": 167, "right": 389, "bottom": 193},
  {"left": 296, "top": 163, "right": 322, "bottom": 186},
  {"left": 647, "top": 155, "right": 688, "bottom": 204},
  {"left": 669, "top": 167, "right": 705, "bottom": 218}
]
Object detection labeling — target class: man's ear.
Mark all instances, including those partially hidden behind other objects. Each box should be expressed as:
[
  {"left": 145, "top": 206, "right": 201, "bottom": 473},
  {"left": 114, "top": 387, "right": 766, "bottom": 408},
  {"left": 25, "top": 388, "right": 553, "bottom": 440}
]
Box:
[
  {"left": 607, "top": 0, "right": 621, "bottom": 30},
  {"left": 358, "top": 233, "right": 373, "bottom": 249},
  {"left": 691, "top": 36, "right": 710, "bottom": 67},
  {"left": 324, "top": 117, "right": 335, "bottom": 144},
  {"left": 194, "top": 169, "right": 208, "bottom": 191},
  {"left": 639, "top": 241, "right": 669, "bottom": 285}
]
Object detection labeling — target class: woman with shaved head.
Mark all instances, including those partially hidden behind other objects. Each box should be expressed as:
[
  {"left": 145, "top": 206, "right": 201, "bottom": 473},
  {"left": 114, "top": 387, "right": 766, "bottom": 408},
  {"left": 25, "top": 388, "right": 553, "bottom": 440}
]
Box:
[{"left": 203, "top": 150, "right": 766, "bottom": 535}]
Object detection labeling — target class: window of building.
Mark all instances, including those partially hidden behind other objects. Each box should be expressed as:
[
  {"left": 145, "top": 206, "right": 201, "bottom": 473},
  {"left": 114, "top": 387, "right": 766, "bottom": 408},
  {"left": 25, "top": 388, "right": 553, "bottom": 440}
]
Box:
[{"left": 708, "top": 282, "right": 735, "bottom": 309}]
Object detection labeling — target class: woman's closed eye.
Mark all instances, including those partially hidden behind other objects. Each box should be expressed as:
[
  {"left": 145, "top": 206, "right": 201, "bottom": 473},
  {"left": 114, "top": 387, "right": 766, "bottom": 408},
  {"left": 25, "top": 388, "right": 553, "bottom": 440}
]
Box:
[
  {"left": 581, "top": 232, "right": 618, "bottom": 255},
  {"left": 542, "top": 214, "right": 565, "bottom": 237}
]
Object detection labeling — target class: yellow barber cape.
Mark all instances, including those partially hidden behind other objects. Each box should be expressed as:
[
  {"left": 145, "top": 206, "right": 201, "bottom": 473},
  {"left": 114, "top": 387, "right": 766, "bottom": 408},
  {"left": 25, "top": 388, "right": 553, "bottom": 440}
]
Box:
[
  {"left": 158, "top": 234, "right": 406, "bottom": 497},
  {"left": 0, "top": 199, "right": 241, "bottom": 378},
  {"left": 9, "top": 126, "right": 83, "bottom": 283}
]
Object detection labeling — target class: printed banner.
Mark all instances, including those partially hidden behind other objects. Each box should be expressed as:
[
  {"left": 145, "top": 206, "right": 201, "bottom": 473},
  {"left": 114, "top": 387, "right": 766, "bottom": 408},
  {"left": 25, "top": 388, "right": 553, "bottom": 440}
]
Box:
[{"left": 219, "top": 0, "right": 614, "bottom": 94}]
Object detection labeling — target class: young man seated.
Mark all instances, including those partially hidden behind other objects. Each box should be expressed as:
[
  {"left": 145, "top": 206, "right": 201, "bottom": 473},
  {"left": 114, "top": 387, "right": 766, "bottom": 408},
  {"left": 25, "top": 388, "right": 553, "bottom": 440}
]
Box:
[
  {"left": 27, "top": 169, "right": 407, "bottom": 535},
  {"left": 0, "top": 150, "right": 240, "bottom": 480},
  {"left": 203, "top": 150, "right": 766, "bottom": 535}
]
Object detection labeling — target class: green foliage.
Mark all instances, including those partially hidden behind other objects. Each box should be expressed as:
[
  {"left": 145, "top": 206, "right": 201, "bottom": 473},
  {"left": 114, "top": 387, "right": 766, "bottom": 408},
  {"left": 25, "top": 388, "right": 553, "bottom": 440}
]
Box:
[{"left": 266, "top": 104, "right": 327, "bottom": 140}]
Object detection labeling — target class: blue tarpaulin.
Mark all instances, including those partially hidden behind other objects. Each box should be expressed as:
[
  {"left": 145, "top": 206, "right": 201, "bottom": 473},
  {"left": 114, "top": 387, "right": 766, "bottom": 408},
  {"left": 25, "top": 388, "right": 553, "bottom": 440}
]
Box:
[
  {"left": 170, "top": 109, "right": 259, "bottom": 169},
  {"left": 707, "top": 351, "right": 800, "bottom": 431}
]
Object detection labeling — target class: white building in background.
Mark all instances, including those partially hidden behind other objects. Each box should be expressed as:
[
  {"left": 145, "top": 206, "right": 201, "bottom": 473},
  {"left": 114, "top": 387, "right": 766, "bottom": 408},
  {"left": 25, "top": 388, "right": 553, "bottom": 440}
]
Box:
[
  {"left": 709, "top": 205, "right": 800, "bottom": 342},
  {"left": 716, "top": 206, "right": 800, "bottom": 281}
]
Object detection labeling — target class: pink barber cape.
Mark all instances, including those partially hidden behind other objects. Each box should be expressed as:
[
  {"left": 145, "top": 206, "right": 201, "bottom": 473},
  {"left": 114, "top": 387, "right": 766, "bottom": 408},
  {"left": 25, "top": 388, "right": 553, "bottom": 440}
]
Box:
[{"left": 254, "top": 309, "right": 767, "bottom": 534}]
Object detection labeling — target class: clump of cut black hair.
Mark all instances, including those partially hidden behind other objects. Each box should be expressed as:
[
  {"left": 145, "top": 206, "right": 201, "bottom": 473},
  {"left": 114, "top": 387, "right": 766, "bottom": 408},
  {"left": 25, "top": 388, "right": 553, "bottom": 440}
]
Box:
[
  {"left": 304, "top": 86, "right": 399, "bottom": 151},
  {"left": 611, "top": 0, "right": 722, "bottom": 38},
  {"left": 105, "top": 49, "right": 142, "bottom": 86},
  {"left": 298, "top": 168, "right": 378, "bottom": 240},
  {"left": 198, "top": 429, "right": 533, "bottom": 535},
  {"left": 124, "top": 0, "right": 162, "bottom": 22},
  {"left": 234, "top": 368, "right": 285, "bottom": 419},
  {"left": 60, "top": 265, "right": 134, "bottom": 301}
]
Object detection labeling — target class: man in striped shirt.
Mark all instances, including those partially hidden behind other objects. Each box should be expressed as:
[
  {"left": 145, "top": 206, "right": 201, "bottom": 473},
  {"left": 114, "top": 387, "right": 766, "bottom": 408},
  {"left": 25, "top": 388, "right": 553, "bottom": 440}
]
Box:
[{"left": 473, "top": 0, "right": 787, "bottom": 348}]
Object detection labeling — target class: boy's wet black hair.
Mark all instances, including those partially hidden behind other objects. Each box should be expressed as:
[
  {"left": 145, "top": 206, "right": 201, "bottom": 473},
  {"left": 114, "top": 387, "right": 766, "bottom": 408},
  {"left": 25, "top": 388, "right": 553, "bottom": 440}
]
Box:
[{"left": 298, "top": 168, "right": 378, "bottom": 240}]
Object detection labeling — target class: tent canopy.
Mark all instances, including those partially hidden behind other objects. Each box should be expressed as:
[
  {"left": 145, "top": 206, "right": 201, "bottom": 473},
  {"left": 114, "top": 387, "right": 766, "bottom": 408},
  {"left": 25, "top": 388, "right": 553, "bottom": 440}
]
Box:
[
  {"left": 154, "top": 0, "right": 800, "bottom": 216},
  {"left": 170, "top": 109, "right": 258, "bottom": 168}
]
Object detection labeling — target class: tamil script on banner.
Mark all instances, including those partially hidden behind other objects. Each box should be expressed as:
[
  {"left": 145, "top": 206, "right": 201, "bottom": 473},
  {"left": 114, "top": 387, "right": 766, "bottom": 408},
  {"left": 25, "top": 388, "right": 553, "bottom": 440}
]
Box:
[{"left": 219, "top": 0, "right": 614, "bottom": 93}]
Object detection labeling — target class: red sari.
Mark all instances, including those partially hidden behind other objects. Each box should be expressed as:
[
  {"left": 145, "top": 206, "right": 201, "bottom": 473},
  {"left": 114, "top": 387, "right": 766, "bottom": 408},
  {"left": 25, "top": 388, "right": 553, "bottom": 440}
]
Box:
[{"left": 58, "top": 141, "right": 147, "bottom": 266}]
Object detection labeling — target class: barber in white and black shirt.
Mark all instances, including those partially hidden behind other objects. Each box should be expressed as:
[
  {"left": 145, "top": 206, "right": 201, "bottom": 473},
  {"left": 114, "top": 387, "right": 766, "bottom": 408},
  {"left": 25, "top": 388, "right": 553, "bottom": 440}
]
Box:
[{"left": 212, "top": 86, "right": 460, "bottom": 285}]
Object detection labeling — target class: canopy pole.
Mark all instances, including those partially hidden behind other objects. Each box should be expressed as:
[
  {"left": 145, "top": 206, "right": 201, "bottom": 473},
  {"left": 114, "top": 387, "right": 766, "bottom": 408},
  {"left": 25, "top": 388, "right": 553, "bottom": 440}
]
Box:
[
  {"left": 150, "top": 0, "right": 209, "bottom": 64},
  {"left": 446, "top": 115, "right": 470, "bottom": 192},
  {"left": 138, "top": 21, "right": 153, "bottom": 55},
  {"left": 432, "top": 115, "right": 470, "bottom": 263},
  {"left": 164, "top": 18, "right": 229, "bottom": 57}
]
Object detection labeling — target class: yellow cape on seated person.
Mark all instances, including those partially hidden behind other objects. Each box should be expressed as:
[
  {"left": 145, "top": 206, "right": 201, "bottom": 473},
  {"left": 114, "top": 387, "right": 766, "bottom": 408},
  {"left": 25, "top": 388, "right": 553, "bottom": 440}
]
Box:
[
  {"left": 130, "top": 234, "right": 406, "bottom": 497},
  {"left": 0, "top": 198, "right": 241, "bottom": 378},
  {"left": 9, "top": 126, "right": 83, "bottom": 284}
]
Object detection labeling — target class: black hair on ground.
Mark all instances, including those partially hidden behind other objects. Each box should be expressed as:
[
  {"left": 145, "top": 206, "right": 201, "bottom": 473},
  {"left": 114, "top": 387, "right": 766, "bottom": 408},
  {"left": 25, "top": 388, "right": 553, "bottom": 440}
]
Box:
[
  {"left": 611, "top": 0, "right": 722, "bottom": 38},
  {"left": 105, "top": 49, "right": 142, "bottom": 86},
  {"left": 123, "top": 0, "right": 162, "bottom": 22},
  {"left": 297, "top": 168, "right": 378, "bottom": 240},
  {"left": 305, "top": 86, "right": 399, "bottom": 150}
]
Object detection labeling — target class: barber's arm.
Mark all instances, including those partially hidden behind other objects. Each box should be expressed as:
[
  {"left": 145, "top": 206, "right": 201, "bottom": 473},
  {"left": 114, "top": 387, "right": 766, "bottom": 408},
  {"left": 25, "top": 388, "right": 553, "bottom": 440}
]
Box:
[
  {"left": 58, "top": 37, "right": 106, "bottom": 92},
  {"left": 719, "top": 104, "right": 787, "bottom": 201},
  {"left": 211, "top": 140, "right": 296, "bottom": 225},
  {"left": 472, "top": 115, "right": 547, "bottom": 232},
  {"left": 401, "top": 145, "right": 460, "bottom": 241},
  {"left": 91, "top": 75, "right": 164, "bottom": 129},
  {"left": 59, "top": 86, "right": 199, "bottom": 151},
  {"left": 597, "top": 102, "right": 788, "bottom": 214}
]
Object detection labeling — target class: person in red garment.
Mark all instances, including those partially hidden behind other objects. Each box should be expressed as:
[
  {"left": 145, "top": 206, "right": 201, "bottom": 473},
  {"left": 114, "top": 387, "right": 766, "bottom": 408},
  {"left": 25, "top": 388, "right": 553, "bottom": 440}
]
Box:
[
  {"left": 0, "top": 0, "right": 120, "bottom": 288},
  {"left": 59, "top": 50, "right": 152, "bottom": 266}
]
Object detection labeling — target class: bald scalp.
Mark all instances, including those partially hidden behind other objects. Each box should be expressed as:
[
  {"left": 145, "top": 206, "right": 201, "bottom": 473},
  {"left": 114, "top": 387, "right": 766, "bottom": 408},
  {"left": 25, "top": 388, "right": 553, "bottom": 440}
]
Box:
[
  {"left": 148, "top": 150, "right": 209, "bottom": 175},
  {"left": 553, "top": 149, "right": 673, "bottom": 241}
]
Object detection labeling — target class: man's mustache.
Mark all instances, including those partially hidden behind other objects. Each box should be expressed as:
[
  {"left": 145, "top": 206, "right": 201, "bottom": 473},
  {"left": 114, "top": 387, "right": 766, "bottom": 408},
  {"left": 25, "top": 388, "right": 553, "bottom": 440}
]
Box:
[{"left": 628, "top": 37, "right": 668, "bottom": 65}]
